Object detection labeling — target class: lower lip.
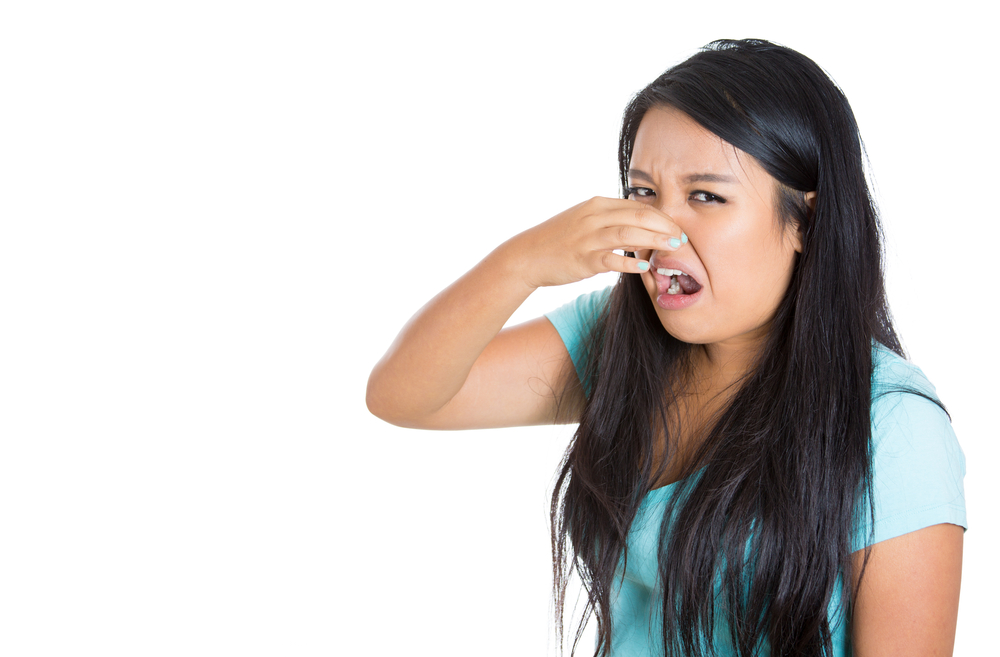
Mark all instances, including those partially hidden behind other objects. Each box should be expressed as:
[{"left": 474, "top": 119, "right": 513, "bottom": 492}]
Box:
[{"left": 656, "top": 287, "right": 703, "bottom": 310}]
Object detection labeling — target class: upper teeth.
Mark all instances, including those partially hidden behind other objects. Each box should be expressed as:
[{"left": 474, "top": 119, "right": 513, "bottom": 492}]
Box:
[{"left": 656, "top": 268, "right": 687, "bottom": 277}]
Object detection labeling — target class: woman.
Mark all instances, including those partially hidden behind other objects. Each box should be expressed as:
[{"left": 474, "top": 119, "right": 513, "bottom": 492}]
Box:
[{"left": 366, "top": 39, "right": 965, "bottom": 656}]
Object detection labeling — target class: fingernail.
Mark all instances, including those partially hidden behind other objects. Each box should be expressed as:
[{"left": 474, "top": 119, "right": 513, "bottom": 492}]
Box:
[
  {"left": 637, "top": 261, "right": 649, "bottom": 271},
  {"left": 681, "top": 233, "right": 688, "bottom": 244},
  {"left": 669, "top": 238, "right": 681, "bottom": 248}
]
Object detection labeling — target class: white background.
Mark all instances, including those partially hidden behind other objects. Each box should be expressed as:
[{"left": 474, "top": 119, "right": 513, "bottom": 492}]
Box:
[{"left": 1, "top": 1, "right": 996, "bottom": 655}]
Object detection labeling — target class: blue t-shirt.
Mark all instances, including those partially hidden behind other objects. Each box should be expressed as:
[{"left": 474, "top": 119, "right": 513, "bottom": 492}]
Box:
[{"left": 544, "top": 287, "right": 967, "bottom": 657}]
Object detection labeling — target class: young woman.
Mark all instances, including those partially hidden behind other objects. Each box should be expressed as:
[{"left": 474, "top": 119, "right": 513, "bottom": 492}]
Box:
[{"left": 366, "top": 39, "right": 965, "bottom": 657}]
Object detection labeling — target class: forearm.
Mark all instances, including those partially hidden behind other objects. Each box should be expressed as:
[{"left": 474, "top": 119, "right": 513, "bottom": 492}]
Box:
[
  {"left": 365, "top": 197, "right": 682, "bottom": 428},
  {"left": 365, "top": 239, "right": 535, "bottom": 425}
]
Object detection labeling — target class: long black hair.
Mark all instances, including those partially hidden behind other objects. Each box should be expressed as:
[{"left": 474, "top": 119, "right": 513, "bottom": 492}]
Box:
[{"left": 551, "top": 39, "right": 902, "bottom": 657}]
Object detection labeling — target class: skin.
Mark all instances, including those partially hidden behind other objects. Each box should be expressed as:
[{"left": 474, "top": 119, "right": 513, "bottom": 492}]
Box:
[
  {"left": 366, "top": 105, "right": 962, "bottom": 656},
  {"left": 628, "top": 106, "right": 803, "bottom": 383},
  {"left": 626, "top": 106, "right": 806, "bottom": 482},
  {"left": 851, "top": 524, "right": 963, "bottom": 656}
]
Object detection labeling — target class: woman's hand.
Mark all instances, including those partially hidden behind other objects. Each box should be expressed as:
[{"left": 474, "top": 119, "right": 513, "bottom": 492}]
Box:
[
  {"left": 502, "top": 196, "right": 685, "bottom": 290},
  {"left": 367, "top": 197, "right": 683, "bottom": 429}
]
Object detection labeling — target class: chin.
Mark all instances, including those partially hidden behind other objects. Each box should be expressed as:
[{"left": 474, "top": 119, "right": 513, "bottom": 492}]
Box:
[{"left": 653, "top": 315, "right": 708, "bottom": 345}]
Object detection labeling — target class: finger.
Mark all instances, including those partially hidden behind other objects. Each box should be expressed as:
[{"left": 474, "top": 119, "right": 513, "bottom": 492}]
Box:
[
  {"left": 597, "top": 202, "right": 688, "bottom": 246},
  {"left": 592, "top": 250, "right": 652, "bottom": 275},
  {"left": 599, "top": 224, "right": 685, "bottom": 253},
  {"left": 617, "top": 199, "right": 681, "bottom": 232}
]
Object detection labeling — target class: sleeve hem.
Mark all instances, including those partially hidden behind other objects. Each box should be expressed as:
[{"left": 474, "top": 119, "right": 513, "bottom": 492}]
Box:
[{"left": 853, "top": 503, "right": 967, "bottom": 551}]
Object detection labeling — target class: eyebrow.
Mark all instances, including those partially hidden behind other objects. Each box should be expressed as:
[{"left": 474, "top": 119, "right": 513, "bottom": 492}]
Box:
[{"left": 628, "top": 168, "right": 739, "bottom": 185}]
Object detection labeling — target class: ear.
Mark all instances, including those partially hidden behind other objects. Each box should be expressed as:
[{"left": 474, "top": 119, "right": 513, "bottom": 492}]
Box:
[{"left": 788, "top": 191, "right": 816, "bottom": 254}]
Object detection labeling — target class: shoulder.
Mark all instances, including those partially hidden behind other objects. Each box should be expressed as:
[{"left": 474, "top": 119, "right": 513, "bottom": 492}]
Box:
[
  {"left": 543, "top": 286, "right": 612, "bottom": 393},
  {"left": 871, "top": 343, "right": 937, "bottom": 399},
  {"left": 857, "top": 345, "right": 967, "bottom": 550},
  {"left": 544, "top": 286, "right": 612, "bottom": 339},
  {"left": 869, "top": 345, "right": 957, "bottom": 456}
]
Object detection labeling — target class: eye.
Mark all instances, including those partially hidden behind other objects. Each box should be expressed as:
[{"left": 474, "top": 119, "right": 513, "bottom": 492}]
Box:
[
  {"left": 690, "top": 190, "right": 726, "bottom": 204},
  {"left": 626, "top": 186, "right": 656, "bottom": 199}
]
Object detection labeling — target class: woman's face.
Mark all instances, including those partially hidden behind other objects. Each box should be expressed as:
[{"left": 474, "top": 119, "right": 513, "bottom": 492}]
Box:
[{"left": 631, "top": 106, "right": 802, "bottom": 354}]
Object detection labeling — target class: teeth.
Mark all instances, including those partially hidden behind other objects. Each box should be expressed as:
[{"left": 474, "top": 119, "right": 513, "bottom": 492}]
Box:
[
  {"left": 656, "top": 268, "right": 688, "bottom": 277},
  {"left": 667, "top": 275, "right": 681, "bottom": 295}
]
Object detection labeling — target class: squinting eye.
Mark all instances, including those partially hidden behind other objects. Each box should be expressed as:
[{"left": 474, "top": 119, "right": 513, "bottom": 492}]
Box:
[
  {"left": 691, "top": 191, "right": 726, "bottom": 203},
  {"left": 626, "top": 186, "right": 655, "bottom": 199}
]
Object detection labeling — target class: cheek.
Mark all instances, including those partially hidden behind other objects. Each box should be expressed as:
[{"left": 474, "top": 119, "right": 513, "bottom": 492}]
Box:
[
  {"left": 703, "top": 219, "right": 783, "bottom": 290},
  {"left": 709, "top": 253, "right": 750, "bottom": 296},
  {"left": 708, "top": 229, "right": 795, "bottom": 306}
]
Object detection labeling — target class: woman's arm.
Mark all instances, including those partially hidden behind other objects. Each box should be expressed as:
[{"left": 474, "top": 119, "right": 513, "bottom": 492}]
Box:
[
  {"left": 365, "top": 197, "right": 684, "bottom": 430},
  {"left": 851, "top": 523, "right": 963, "bottom": 656},
  {"left": 366, "top": 250, "right": 582, "bottom": 429}
]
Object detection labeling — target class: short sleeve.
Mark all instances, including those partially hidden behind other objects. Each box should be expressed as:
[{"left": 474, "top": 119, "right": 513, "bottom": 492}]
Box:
[
  {"left": 543, "top": 287, "right": 611, "bottom": 396},
  {"left": 853, "top": 349, "right": 967, "bottom": 551}
]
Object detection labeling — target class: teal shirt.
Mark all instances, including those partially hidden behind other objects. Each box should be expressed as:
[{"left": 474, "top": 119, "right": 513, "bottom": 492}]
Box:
[{"left": 545, "top": 287, "right": 967, "bottom": 656}]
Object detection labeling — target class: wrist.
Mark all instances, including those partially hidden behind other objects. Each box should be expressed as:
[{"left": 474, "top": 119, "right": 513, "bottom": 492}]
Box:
[{"left": 490, "top": 234, "right": 541, "bottom": 292}]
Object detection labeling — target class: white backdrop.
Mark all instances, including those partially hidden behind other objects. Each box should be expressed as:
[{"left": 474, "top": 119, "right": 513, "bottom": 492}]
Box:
[{"left": 2, "top": 1, "right": 996, "bottom": 655}]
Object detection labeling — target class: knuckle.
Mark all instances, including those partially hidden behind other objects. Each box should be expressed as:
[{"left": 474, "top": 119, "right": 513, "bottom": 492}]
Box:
[
  {"left": 599, "top": 251, "right": 617, "bottom": 270},
  {"left": 577, "top": 197, "right": 599, "bottom": 220},
  {"left": 615, "top": 225, "right": 633, "bottom": 243}
]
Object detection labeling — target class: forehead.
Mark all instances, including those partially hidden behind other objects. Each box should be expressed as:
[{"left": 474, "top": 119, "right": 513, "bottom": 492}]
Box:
[{"left": 630, "top": 106, "right": 771, "bottom": 192}]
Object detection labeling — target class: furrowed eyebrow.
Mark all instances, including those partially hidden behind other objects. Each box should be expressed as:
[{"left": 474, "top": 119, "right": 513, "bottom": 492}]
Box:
[
  {"left": 627, "top": 169, "right": 656, "bottom": 184},
  {"left": 628, "top": 168, "right": 738, "bottom": 185},
  {"left": 683, "top": 173, "right": 738, "bottom": 184}
]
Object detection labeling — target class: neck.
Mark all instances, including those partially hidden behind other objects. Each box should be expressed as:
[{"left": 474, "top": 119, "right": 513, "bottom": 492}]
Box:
[{"left": 691, "top": 330, "right": 768, "bottom": 393}]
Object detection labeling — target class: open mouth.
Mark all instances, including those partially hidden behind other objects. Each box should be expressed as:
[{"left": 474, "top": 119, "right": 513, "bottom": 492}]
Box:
[{"left": 656, "top": 268, "right": 703, "bottom": 296}]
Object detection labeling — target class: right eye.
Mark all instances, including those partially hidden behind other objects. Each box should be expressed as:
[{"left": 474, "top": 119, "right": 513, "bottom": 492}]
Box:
[{"left": 626, "top": 186, "right": 656, "bottom": 199}]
